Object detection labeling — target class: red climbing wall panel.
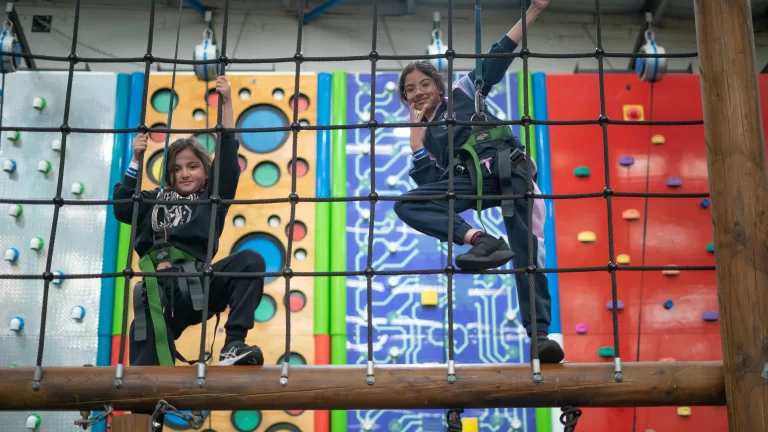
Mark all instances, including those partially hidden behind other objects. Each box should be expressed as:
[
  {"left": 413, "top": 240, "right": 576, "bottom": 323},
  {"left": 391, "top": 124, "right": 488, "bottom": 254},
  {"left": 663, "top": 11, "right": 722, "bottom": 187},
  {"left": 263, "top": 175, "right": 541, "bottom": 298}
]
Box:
[{"left": 546, "top": 73, "right": 731, "bottom": 432}]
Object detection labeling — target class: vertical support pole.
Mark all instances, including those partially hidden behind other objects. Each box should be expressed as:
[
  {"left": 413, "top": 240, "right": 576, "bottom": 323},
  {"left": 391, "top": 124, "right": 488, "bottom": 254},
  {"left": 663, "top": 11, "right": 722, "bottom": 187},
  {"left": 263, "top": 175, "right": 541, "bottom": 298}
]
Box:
[{"left": 693, "top": 1, "right": 768, "bottom": 431}]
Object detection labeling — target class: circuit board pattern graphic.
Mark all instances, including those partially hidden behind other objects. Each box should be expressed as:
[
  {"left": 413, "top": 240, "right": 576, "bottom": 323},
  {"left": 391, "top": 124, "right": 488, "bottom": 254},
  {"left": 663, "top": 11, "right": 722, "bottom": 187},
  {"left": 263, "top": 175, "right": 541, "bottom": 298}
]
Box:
[{"left": 345, "top": 72, "right": 537, "bottom": 431}]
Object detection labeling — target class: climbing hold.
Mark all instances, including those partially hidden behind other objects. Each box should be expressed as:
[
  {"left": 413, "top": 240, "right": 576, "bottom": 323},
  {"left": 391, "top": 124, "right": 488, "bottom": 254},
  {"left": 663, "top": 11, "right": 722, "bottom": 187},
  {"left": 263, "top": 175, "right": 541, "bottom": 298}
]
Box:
[
  {"left": 706, "top": 243, "right": 714, "bottom": 253},
  {"left": 617, "top": 254, "right": 630, "bottom": 264},
  {"left": 388, "top": 346, "right": 400, "bottom": 358},
  {"left": 386, "top": 276, "right": 399, "bottom": 289},
  {"left": 618, "top": 155, "right": 635, "bottom": 166},
  {"left": 504, "top": 309, "right": 516, "bottom": 322},
  {"left": 71, "top": 182, "right": 84, "bottom": 195},
  {"left": 25, "top": 413, "right": 41, "bottom": 430},
  {"left": 386, "top": 176, "right": 398, "bottom": 188},
  {"left": 33, "top": 97, "right": 47, "bottom": 111},
  {"left": 577, "top": 231, "right": 596, "bottom": 243},
  {"left": 651, "top": 135, "right": 665, "bottom": 145},
  {"left": 9, "top": 316, "right": 24, "bottom": 332},
  {"left": 623, "top": 105, "right": 645, "bottom": 121},
  {"left": 665, "top": 177, "right": 682, "bottom": 187},
  {"left": 663, "top": 299, "right": 674, "bottom": 309},
  {"left": 662, "top": 265, "right": 680, "bottom": 276},
  {"left": 575, "top": 323, "right": 588, "bottom": 334},
  {"left": 510, "top": 417, "right": 523, "bottom": 430},
  {"left": 622, "top": 209, "right": 640, "bottom": 220},
  {"left": 385, "top": 81, "right": 397, "bottom": 93},
  {"left": 598, "top": 346, "right": 615, "bottom": 357},
  {"left": 702, "top": 311, "right": 719, "bottom": 321},
  {"left": 52, "top": 270, "right": 64, "bottom": 285},
  {"left": 606, "top": 300, "right": 624, "bottom": 311},
  {"left": 677, "top": 407, "right": 691, "bottom": 417},
  {"left": 574, "top": 166, "right": 591, "bottom": 177},
  {"left": 461, "top": 417, "right": 479, "bottom": 432},
  {"left": 3, "top": 159, "right": 17, "bottom": 173},
  {"left": 29, "top": 237, "right": 44, "bottom": 251},
  {"left": 6, "top": 130, "right": 20, "bottom": 142},
  {"left": 52, "top": 138, "right": 61, "bottom": 152},
  {"left": 386, "top": 242, "right": 398, "bottom": 254},
  {"left": 4, "top": 248, "right": 19, "bottom": 264},
  {"left": 700, "top": 198, "right": 709, "bottom": 208},
  {"left": 71, "top": 306, "right": 86, "bottom": 321},
  {"left": 8, "top": 204, "right": 23, "bottom": 218},
  {"left": 421, "top": 289, "right": 438, "bottom": 307},
  {"left": 37, "top": 160, "right": 51, "bottom": 174}
]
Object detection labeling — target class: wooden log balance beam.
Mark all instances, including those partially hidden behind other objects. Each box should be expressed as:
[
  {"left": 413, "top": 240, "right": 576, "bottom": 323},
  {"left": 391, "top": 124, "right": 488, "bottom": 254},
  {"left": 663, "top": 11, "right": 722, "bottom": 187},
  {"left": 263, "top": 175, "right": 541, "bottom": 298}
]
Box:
[{"left": 0, "top": 362, "right": 725, "bottom": 412}]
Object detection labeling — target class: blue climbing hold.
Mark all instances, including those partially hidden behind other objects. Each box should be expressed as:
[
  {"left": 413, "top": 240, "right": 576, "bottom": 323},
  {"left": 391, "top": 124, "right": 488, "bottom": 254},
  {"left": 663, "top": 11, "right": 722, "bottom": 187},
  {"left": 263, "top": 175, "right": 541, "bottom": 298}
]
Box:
[
  {"left": 618, "top": 156, "right": 635, "bottom": 166},
  {"left": 701, "top": 198, "right": 710, "bottom": 208},
  {"left": 666, "top": 177, "right": 683, "bottom": 187},
  {"left": 663, "top": 300, "right": 674, "bottom": 310}
]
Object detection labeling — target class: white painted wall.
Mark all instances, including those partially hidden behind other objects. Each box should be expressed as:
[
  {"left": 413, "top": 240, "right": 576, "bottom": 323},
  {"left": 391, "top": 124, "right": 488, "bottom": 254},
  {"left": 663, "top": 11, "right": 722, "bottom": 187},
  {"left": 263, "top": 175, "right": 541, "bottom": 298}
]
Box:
[{"left": 10, "top": 2, "right": 768, "bottom": 75}]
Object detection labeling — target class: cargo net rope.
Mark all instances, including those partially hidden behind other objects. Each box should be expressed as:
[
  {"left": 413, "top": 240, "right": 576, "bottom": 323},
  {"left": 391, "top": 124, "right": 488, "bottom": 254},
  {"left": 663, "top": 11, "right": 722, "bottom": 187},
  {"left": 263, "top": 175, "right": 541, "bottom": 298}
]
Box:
[{"left": 0, "top": 0, "right": 707, "bottom": 430}]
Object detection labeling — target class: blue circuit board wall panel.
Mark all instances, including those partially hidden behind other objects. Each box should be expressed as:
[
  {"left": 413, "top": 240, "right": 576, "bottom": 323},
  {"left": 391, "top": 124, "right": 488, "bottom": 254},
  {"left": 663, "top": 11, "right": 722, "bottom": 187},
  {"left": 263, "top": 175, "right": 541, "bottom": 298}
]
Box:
[{"left": 345, "top": 72, "right": 536, "bottom": 431}]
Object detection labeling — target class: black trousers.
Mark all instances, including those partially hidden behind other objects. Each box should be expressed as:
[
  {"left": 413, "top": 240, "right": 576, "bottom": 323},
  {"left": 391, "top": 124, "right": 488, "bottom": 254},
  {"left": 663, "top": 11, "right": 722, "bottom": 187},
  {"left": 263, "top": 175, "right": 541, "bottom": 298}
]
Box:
[
  {"left": 129, "top": 249, "right": 266, "bottom": 366},
  {"left": 393, "top": 150, "right": 551, "bottom": 335}
]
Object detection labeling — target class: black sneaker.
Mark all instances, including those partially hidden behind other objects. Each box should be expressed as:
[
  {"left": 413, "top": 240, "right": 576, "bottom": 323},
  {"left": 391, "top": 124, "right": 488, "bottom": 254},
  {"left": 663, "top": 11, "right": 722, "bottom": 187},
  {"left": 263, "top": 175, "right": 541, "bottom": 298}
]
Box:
[
  {"left": 455, "top": 233, "right": 515, "bottom": 271},
  {"left": 533, "top": 334, "right": 565, "bottom": 364},
  {"left": 218, "top": 341, "right": 264, "bottom": 366}
]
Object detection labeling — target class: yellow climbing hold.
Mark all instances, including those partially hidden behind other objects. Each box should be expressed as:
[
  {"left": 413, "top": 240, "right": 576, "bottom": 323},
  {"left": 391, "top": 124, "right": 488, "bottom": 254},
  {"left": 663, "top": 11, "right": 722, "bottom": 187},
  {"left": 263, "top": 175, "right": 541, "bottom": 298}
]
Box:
[
  {"left": 662, "top": 265, "right": 680, "bottom": 276},
  {"left": 622, "top": 209, "right": 640, "bottom": 220},
  {"left": 461, "top": 418, "right": 479, "bottom": 432},
  {"left": 677, "top": 407, "right": 691, "bottom": 417},
  {"left": 617, "top": 254, "right": 630, "bottom": 264},
  {"left": 577, "top": 231, "right": 596, "bottom": 243},
  {"left": 421, "top": 289, "right": 438, "bottom": 307},
  {"left": 652, "top": 135, "right": 665, "bottom": 145}
]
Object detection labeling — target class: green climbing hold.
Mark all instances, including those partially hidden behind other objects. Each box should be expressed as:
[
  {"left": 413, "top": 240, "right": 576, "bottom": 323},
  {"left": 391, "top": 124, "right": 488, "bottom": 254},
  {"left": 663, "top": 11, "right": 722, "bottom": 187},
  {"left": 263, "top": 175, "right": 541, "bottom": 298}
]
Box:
[
  {"left": 574, "top": 166, "right": 591, "bottom": 177},
  {"left": 706, "top": 243, "right": 714, "bottom": 253},
  {"left": 598, "top": 346, "right": 615, "bottom": 358}
]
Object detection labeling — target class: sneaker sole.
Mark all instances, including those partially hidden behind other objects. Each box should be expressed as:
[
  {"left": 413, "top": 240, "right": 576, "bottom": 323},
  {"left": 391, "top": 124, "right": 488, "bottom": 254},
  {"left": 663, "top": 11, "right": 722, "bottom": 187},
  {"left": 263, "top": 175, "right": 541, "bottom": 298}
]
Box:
[
  {"left": 455, "top": 250, "right": 515, "bottom": 271},
  {"left": 219, "top": 350, "right": 264, "bottom": 366}
]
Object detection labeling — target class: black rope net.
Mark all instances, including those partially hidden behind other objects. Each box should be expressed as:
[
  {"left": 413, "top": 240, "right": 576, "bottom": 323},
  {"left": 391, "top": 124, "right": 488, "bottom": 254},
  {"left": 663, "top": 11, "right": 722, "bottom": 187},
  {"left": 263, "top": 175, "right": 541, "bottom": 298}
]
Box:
[{"left": 0, "top": 0, "right": 709, "bottom": 403}]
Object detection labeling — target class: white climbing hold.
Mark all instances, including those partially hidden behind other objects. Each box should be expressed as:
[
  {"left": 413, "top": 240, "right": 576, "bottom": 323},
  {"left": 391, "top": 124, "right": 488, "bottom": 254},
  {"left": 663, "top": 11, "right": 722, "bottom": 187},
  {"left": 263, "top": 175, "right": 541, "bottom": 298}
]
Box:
[
  {"left": 4, "top": 248, "right": 19, "bottom": 263},
  {"left": 71, "top": 306, "right": 86, "bottom": 321},
  {"left": 71, "top": 182, "right": 84, "bottom": 195},
  {"left": 52, "top": 138, "right": 61, "bottom": 152},
  {"left": 29, "top": 237, "right": 44, "bottom": 251},
  {"left": 9, "top": 316, "right": 24, "bottom": 332}
]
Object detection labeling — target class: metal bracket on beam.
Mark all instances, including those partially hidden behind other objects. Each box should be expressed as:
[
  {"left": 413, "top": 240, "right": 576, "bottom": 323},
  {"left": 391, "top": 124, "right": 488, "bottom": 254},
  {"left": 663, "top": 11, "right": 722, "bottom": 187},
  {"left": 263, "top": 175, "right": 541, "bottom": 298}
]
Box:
[
  {"left": 303, "top": 0, "right": 344, "bottom": 25},
  {"left": 5, "top": 2, "right": 36, "bottom": 69}
]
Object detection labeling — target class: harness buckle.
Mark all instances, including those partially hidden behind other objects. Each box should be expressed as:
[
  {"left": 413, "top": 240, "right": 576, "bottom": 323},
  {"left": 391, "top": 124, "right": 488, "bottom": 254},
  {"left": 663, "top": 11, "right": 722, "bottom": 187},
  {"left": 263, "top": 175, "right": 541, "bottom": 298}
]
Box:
[{"left": 509, "top": 148, "right": 526, "bottom": 164}]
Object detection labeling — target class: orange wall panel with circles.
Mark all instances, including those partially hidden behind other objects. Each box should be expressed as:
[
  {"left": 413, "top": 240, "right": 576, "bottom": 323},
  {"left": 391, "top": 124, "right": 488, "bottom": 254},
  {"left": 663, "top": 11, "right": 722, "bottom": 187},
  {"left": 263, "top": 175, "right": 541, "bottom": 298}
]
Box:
[{"left": 127, "top": 72, "right": 317, "bottom": 432}]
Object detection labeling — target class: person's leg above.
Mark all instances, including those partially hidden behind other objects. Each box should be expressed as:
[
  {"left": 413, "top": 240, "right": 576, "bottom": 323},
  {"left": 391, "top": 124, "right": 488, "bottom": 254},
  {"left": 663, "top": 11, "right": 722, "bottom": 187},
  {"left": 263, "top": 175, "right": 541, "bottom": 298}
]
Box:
[
  {"left": 207, "top": 249, "right": 266, "bottom": 365},
  {"left": 393, "top": 174, "right": 514, "bottom": 268}
]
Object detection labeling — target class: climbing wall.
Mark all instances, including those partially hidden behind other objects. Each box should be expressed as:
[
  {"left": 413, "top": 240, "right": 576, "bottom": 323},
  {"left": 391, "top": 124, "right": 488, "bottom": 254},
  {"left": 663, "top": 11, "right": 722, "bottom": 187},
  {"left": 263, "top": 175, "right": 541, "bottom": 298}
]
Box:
[
  {"left": 122, "top": 72, "right": 318, "bottom": 432},
  {"left": 0, "top": 71, "right": 120, "bottom": 430},
  {"left": 546, "top": 73, "right": 727, "bottom": 432},
  {"left": 344, "top": 72, "right": 536, "bottom": 432}
]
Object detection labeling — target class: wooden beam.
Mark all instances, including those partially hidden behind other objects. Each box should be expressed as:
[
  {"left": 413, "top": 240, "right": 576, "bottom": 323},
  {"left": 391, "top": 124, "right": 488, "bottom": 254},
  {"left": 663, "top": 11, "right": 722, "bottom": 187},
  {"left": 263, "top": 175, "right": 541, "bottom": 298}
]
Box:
[
  {"left": 693, "top": 1, "right": 768, "bottom": 432},
  {"left": 0, "top": 362, "right": 725, "bottom": 412}
]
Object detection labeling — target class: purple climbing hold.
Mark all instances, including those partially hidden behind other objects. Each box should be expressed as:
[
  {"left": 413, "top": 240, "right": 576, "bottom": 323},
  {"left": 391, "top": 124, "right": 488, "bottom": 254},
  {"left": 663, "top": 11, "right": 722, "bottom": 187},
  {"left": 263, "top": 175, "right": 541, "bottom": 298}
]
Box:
[
  {"left": 575, "top": 323, "right": 588, "bottom": 334},
  {"left": 666, "top": 176, "right": 683, "bottom": 187},
  {"left": 618, "top": 156, "right": 635, "bottom": 166},
  {"left": 702, "top": 311, "right": 719, "bottom": 321},
  {"left": 606, "top": 300, "right": 624, "bottom": 311}
]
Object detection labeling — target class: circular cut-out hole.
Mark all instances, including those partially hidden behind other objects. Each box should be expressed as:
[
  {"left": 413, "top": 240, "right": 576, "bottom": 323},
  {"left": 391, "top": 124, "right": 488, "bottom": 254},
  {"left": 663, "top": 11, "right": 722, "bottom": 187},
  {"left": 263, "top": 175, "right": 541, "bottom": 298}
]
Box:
[
  {"left": 276, "top": 352, "right": 307, "bottom": 365},
  {"left": 149, "top": 123, "right": 167, "bottom": 143},
  {"left": 289, "top": 93, "right": 310, "bottom": 112},
  {"left": 264, "top": 423, "right": 301, "bottom": 432},
  {"left": 239, "top": 88, "right": 252, "bottom": 100},
  {"left": 206, "top": 89, "right": 219, "bottom": 107},
  {"left": 272, "top": 88, "right": 285, "bottom": 100},
  {"left": 238, "top": 154, "right": 247, "bottom": 173},
  {"left": 254, "top": 294, "right": 277, "bottom": 322},
  {"left": 253, "top": 161, "right": 280, "bottom": 188},
  {"left": 193, "top": 108, "right": 206, "bottom": 121},
  {"left": 232, "top": 232, "right": 285, "bottom": 284},
  {"left": 230, "top": 410, "right": 262, "bottom": 432},
  {"left": 285, "top": 410, "right": 304, "bottom": 417},
  {"left": 147, "top": 150, "right": 165, "bottom": 186},
  {"left": 268, "top": 215, "right": 281, "bottom": 227},
  {"left": 233, "top": 215, "right": 246, "bottom": 227},
  {"left": 286, "top": 221, "right": 307, "bottom": 241},
  {"left": 151, "top": 88, "right": 179, "bottom": 113},
  {"left": 194, "top": 133, "right": 216, "bottom": 153},
  {"left": 294, "top": 248, "right": 307, "bottom": 261},
  {"left": 237, "top": 105, "right": 290, "bottom": 153},
  {"left": 288, "top": 159, "right": 309, "bottom": 177},
  {"left": 289, "top": 290, "right": 306, "bottom": 312}
]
